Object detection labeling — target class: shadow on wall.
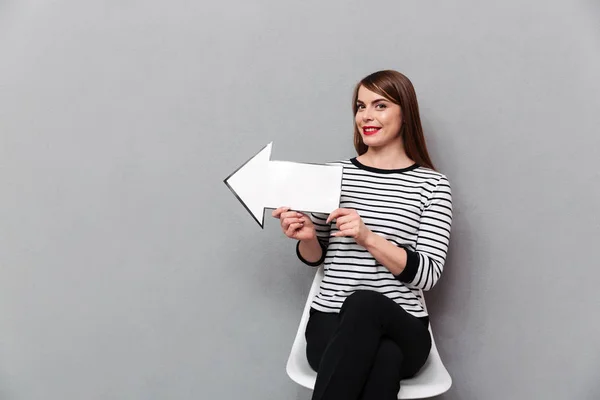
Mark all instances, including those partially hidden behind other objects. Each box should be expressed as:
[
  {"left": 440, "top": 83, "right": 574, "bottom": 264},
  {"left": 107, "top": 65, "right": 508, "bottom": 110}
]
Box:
[{"left": 423, "top": 192, "right": 491, "bottom": 398}]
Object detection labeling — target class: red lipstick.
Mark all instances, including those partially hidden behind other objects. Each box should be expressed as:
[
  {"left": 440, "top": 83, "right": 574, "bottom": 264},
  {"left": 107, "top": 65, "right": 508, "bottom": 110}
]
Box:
[{"left": 363, "top": 126, "right": 381, "bottom": 136}]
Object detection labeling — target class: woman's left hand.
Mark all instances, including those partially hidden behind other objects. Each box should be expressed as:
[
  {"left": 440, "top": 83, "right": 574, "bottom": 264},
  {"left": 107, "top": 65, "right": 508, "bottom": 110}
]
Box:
[{"left": 326, "top": 208, "right": 373, "bottom": 247}]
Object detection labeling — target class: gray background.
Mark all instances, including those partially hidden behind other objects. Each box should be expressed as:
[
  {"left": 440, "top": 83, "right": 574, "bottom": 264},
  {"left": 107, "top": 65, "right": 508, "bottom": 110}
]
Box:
[{"left": 1, "top": 1, "right": 599, "bottom": 399}]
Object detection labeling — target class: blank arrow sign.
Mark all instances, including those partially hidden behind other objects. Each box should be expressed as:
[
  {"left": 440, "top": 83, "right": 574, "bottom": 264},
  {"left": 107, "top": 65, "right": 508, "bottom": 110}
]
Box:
[{"left": 224, "top": 142, "right": 343, "bottom": 228}]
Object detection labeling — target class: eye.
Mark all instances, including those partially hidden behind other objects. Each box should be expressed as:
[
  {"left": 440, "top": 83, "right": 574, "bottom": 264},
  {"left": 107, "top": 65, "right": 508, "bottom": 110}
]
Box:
[
  {"left": 356, "top": 104, "right": 365, "bottom": 110},
  {"left": 375, "top": 103, "right": 387, "bottom": 109}
]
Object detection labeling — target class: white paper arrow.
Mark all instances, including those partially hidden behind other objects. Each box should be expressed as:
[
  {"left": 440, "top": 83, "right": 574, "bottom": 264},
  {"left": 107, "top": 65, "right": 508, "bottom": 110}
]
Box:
[{"left": 224, "top": 142, "right": 343, "bottom": 228}]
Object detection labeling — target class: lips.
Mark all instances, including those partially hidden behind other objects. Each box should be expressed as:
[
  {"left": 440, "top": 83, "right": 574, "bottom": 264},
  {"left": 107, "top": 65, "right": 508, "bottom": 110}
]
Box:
[{"left": 363, "top": 126, "right": 381, "bottom": 136}]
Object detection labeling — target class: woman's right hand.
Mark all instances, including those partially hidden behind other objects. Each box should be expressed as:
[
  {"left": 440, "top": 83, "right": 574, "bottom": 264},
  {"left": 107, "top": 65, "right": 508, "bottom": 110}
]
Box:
[{"left": 271, "top": 207, "right": 316, "bottom": 241}]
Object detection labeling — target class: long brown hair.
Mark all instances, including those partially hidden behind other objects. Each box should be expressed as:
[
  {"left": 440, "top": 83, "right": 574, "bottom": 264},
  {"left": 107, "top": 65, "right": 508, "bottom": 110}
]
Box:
[{"left": 352, "top": 70, "right": 436, "bottom": 171}]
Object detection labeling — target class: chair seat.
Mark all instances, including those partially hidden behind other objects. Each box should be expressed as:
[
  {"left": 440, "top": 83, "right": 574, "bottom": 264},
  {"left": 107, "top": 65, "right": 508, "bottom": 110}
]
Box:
[{"left": 286, "top": 266, "right": 452, "bottom": 399}]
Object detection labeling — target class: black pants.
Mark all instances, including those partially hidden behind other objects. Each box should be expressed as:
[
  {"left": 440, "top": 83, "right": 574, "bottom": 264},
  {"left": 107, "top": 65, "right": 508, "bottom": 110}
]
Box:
[{"left": 305, "top": 290, "right": 432, "bottom": 400}]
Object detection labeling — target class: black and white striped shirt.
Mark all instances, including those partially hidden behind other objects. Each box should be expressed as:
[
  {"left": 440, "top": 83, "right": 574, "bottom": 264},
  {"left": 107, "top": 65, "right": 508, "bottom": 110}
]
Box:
[{"left": 296, "top": 158, "right": 453, "bottom": 318}]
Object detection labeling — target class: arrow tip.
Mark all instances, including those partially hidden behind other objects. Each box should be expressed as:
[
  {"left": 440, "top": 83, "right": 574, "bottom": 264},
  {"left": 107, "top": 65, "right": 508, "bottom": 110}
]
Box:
[{"left": 224, "top": 142, "right": 273, "bottom": 228}]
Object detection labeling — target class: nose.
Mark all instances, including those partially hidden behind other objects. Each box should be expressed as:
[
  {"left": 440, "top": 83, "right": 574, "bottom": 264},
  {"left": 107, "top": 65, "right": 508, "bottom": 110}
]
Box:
[{"left": 361, "top": 107, "right": 374, "bottom": 122}]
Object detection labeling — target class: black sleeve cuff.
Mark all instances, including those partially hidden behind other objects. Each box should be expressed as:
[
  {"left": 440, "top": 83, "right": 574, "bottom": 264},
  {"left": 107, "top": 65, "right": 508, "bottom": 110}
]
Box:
[
  {"left": 395, "top": 246, "right": 419, "bottom": 283},
  {"left": 296, "top": 240, "right": 326, "bottom": 267}
]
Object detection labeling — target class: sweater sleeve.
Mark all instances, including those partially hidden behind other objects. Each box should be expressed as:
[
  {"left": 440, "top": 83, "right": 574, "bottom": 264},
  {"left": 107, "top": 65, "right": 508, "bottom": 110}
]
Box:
[
  {"left": 296, "top": 212, "right": 331, "bottom": 266},
  {"left": 395, "top": 175, "right": 453, "bottom": 290}
]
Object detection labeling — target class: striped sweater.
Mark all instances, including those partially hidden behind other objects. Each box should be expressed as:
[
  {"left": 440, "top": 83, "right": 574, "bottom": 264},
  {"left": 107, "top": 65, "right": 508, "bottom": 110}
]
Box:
[{"left": 296, "top": 157, "right": 453, "bottom": 318}]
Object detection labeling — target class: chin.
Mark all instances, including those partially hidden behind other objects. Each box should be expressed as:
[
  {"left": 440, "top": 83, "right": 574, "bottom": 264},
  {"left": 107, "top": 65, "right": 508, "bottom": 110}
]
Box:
[{"left": 362, "top": 136, "right": 382, "bottom": 147}]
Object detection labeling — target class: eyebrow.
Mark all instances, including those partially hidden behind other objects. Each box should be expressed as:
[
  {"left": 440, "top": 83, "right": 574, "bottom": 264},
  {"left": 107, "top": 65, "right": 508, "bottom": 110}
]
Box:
[{"left": 356, "top": 98, "right": 389, "bottom": 105}]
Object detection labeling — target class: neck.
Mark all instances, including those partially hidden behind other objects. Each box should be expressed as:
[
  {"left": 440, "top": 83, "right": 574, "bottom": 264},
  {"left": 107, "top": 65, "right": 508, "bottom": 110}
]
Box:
[{"left": 358, "top": 142, "right": 414, "bottom": 170}]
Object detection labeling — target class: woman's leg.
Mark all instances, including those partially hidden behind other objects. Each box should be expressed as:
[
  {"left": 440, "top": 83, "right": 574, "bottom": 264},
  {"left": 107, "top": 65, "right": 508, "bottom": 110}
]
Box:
[
  {"left": 310, "top": 290, "right": 431, "bottom": 400},
  {"left": 358, "top": 338, "right": 403, "bottom": 400},
  {"left": 305, "top": 308, "right": 338, "bottom": 372},
  {"left": 307, "top": 327, "right": 411, "bottom": 400}
]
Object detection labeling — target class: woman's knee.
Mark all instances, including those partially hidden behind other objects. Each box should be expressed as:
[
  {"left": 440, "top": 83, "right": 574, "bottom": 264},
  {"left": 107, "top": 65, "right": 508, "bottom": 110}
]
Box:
[
  {"left": 340, "top": 290, "right": 389, "bottom": 316},
  {"left": 374, "top": 339, "right": 404, "bottom": 374}
]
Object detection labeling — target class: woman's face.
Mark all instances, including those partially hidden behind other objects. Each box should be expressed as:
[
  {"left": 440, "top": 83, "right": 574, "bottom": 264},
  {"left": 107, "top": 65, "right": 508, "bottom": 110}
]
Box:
[{"left": 355, "top": 85, "right": 403, "bottom": 150}]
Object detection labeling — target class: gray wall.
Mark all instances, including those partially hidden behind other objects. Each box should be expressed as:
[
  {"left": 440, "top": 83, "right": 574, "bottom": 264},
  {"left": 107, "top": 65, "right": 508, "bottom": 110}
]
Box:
[{"left": 1, "top": 1, "right": 599, "bottom": 399}]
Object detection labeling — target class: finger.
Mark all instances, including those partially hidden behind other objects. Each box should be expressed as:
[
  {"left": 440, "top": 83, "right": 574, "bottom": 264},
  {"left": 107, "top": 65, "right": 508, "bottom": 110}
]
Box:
[
  {"left": 286, "top": 222, "right": 304, "bottom": 237},
  {"left": 273, "top": 207, "right": 289, "bottom": 217},
  {"left": 272, "top": 207, "right": 290, "bottom": 218},
  {"left": 326, "top": 208, "right": 351, "bottom": 224},
  {"left": 296, "top": 213, "right": 311, "bottom": 223},
  {"left": 281, "top": 217, "right": 297, "bottom": 231},
  {"left": 282, "top": 217, "right": 303, "bottom": 228},
  {"left": 337, "top": 221, "right": 357, "bottom": 234},
  {"left": 281, "top": 211, "right": 302, "bottom": 220},
  {"left": 331, "top": 228, "right": 355, "bottom": 237},
  {"left": 326, "top": 209, "right": 341, "bottom": 224},
  {"left": 335, "top": 214, "right": 356, "bottom": 227}
]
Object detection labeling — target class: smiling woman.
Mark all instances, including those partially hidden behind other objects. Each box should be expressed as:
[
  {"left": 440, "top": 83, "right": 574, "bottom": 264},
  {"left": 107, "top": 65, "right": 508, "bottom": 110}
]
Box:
[
  {"left": 355, "top": 89, "right": 405, "bottom": 151},
  {"left": 353, "top": 70, "right": 436, "bottom": 172},
  {"left": 272, "top": 70, "right": 453, "bottom": 400}
]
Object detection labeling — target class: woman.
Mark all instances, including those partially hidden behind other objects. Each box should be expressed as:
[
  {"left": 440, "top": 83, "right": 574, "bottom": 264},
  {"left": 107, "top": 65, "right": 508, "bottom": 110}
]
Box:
[{"left": 272, "top": 70, "right": 453, "bottom": 400}]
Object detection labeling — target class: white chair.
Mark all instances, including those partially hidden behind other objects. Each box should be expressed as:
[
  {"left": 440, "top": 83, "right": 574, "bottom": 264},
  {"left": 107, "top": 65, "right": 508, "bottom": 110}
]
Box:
[{"left": 286, "top": 266, "right": 452, "bottom": 399}]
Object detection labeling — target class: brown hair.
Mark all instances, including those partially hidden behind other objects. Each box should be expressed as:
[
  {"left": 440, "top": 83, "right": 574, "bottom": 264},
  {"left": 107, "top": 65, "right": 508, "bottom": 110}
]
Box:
[{"left": 352, "top": 70, "right": 436, "bottom": 171}]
